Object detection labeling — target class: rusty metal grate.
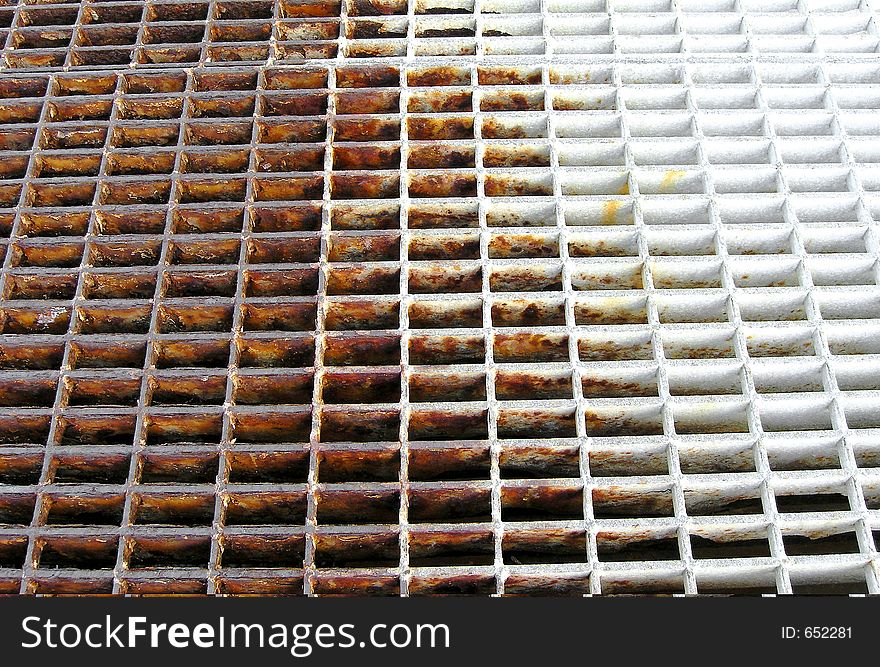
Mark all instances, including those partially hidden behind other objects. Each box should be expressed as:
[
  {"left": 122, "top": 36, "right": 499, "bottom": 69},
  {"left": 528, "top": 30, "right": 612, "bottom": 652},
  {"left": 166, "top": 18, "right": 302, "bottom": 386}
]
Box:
[{"left": 0, "top": 0, "right": 878, "bottom": 596}]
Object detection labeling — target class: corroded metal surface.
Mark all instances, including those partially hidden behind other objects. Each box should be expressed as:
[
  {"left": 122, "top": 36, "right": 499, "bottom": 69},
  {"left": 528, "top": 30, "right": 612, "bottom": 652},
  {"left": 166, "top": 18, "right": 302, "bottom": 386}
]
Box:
[{"left": 0, "top": 0, "right": 878, "bottom": 596}]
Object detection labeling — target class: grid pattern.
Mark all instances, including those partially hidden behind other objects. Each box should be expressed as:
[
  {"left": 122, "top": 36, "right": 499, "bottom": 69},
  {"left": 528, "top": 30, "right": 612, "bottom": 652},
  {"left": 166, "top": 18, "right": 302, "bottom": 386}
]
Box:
[
  {"left": 0, "top": 0, "right": 877, "bottom": 69},
  {"left": 0, "top": 0, "right": 878, "bottom": 596}
]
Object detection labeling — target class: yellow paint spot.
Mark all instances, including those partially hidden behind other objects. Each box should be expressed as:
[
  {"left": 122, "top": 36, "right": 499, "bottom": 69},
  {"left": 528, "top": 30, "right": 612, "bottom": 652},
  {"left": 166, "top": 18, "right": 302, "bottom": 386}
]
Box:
[
  {"left": 602, "top": 199, "right": 623, "bottom": 225},
  {"left": 658, "top": 169, "right": 686, "bottom": 194},
  {"left": 616, "top": 180, "right": 630, "bottom": 196}
]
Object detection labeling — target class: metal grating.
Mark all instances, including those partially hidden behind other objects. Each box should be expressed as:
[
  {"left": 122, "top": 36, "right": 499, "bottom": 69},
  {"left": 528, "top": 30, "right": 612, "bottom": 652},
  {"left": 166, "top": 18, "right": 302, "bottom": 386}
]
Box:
[{"left": 0, "top": 0, "right": 878, "bottom": 596}]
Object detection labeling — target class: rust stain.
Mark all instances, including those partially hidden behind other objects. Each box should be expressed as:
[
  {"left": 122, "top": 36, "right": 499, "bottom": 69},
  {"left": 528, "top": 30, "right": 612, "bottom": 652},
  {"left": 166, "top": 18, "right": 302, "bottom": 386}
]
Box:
[
  {"left": 658, "top": 169, "right": 687, "bottom": 194},
  {"left": 602, "top": 199, "right": 624, "bottom": 225}
]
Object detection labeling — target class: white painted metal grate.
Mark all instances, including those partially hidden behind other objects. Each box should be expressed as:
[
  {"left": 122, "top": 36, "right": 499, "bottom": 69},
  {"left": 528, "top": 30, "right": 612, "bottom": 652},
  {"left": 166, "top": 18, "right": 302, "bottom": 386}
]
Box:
[{"left": 0, "top": 0, "right": 877, "bottom": 596}]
